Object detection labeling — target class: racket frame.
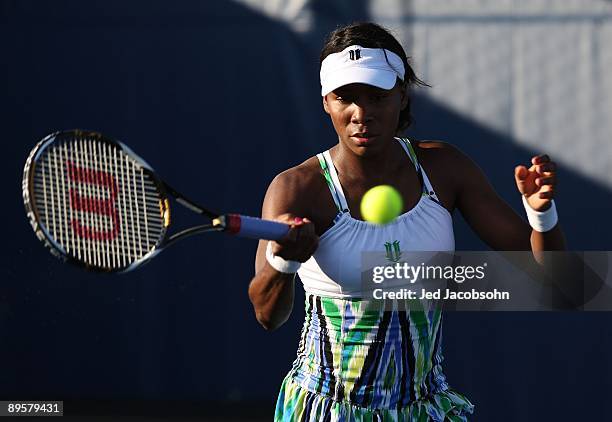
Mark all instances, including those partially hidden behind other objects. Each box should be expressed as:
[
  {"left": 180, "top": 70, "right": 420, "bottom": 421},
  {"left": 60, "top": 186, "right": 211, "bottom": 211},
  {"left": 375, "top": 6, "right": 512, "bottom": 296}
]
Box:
[
  {"left": 23, "top": 130, "right": 176, "bottom": 272},
  {"left": 23, "top": 130, "right": 276, "bottom": 273}
]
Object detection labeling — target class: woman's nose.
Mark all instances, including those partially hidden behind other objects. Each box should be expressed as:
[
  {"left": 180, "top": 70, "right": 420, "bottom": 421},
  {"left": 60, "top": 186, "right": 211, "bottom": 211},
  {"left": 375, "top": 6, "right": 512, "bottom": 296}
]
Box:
[{"left": 351, "top": 103, "right": 373, "bottom": 124}]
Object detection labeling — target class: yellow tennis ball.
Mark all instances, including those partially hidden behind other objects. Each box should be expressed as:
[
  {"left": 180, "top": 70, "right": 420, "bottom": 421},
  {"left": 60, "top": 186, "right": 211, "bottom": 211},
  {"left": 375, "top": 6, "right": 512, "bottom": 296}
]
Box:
[{"left": 360, "top": 185, "right": 404, "bottom": 224}]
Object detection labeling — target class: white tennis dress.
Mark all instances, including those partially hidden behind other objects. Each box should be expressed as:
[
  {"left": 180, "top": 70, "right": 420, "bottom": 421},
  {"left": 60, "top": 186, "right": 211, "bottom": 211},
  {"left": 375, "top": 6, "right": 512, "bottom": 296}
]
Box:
[{"left": 274, "top": 138, "right": 474, "bottom": 421}]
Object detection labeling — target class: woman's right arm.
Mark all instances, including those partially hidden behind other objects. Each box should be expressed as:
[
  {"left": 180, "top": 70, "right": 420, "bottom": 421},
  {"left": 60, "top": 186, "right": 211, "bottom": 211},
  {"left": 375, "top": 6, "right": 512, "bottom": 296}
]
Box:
[{"left": 247, "top": 169, "right": 319, "bottom": 331}]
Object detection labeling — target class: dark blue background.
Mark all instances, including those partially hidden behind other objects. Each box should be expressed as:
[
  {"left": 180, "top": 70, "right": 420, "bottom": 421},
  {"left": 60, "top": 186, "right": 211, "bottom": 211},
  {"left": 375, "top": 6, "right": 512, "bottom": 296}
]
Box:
[{"left": 2, "top": 1, "right": 611, "bottom": 420}]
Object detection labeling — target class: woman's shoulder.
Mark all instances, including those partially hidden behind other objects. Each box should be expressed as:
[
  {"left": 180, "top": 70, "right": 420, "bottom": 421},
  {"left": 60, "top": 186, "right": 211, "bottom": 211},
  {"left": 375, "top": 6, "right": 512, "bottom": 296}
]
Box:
[
  {"left": 412, "top": 139, "right": 462, "bottom": 154},
  {"left": 263, "top": 156, "right": 337, "bottom": 230},
  {"left": 269, "top": 156, "right": 326, "bottom": 193},
  {"left": 409, "top": 140, "right": 477, "bottom": 211},
  {"left": 411, "top": 139, "right": 473, "bottom": 170},
  {"left": 264, "top": 156, "right": 330, "bottom": 210}
]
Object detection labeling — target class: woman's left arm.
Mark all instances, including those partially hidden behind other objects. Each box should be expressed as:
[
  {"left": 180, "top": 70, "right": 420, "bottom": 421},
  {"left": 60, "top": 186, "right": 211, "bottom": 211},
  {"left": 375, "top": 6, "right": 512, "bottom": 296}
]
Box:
[{"left": 451, "top": 147, "right": 566, "bottom": 256}]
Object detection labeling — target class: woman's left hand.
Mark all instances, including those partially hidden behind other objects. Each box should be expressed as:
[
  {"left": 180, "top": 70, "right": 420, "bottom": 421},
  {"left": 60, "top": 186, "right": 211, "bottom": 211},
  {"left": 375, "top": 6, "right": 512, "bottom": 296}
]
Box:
[{"left": 514, "top": 154, "right": 557, "bottom": 211}]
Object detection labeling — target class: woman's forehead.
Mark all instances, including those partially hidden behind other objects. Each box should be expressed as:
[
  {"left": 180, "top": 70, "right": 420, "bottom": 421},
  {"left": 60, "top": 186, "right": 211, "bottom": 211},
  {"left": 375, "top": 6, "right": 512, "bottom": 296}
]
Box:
[{"left": 332, "top": 83, "right": 395, "bottom": 96}]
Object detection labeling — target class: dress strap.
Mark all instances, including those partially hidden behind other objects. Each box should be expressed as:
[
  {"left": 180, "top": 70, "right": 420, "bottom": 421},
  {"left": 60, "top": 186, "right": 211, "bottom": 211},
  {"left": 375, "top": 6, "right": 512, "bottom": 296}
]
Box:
[
  {"left": 396, "top": 138, "right": 442, "bottom": 203},
  {"left": 316, "top": 152, "right": 349, "bottom": 214}
]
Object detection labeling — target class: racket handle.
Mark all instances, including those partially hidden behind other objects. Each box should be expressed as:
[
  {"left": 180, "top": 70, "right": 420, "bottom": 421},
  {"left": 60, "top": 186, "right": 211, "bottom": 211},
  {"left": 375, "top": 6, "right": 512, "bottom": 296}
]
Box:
[{"left": 215, "top": 214, "right": 289, "bottom": 240}]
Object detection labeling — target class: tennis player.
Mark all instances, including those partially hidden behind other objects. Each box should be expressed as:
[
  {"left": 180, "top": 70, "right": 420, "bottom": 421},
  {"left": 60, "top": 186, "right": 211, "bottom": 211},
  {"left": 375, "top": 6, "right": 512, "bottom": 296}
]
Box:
[{"left": 248, "top": 22, "right": 565, "bottom": 421}]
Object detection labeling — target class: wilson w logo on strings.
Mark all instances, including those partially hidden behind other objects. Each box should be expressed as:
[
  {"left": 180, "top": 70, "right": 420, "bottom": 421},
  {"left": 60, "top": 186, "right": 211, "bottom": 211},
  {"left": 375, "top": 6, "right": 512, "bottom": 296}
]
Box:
[{"left": 66, "top": 160, "right": 120, "bottom": 241}]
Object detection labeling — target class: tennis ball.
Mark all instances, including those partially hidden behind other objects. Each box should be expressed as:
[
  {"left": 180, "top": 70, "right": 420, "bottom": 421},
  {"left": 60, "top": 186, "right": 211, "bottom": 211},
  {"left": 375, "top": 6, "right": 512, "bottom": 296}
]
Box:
[{"left": 360, "top": 185, "right": 404, "bottom": 224}]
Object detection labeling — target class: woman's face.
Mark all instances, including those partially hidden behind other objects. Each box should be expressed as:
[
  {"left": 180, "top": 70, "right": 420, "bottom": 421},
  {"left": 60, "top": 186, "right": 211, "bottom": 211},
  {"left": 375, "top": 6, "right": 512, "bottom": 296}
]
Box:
[{"left": 323, "top": 82, "right": 407, "bottom": 156}]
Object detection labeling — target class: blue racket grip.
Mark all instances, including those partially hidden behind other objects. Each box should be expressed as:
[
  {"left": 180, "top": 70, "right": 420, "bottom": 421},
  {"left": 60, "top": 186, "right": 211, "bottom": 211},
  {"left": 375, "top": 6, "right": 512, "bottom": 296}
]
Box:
[{"left": 223, "top": 214, "right": 290, "bottom": 240}]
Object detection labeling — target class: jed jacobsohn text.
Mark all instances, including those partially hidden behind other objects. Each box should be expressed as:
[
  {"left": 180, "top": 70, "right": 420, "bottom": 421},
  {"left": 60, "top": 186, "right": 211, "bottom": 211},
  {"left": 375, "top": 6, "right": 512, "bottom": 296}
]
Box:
[
  {"left": 372, "top": 288, "right": 510, "bottom": 300},
  {"left": 372, "top": 262, "right": 487, "bottom": 284}
]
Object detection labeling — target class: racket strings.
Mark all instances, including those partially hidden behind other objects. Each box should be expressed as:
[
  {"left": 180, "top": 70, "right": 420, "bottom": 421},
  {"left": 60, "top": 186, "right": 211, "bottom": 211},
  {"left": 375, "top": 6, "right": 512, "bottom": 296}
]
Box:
[{"left": 32, "top": 136, "right": 165, "bottom": 270}]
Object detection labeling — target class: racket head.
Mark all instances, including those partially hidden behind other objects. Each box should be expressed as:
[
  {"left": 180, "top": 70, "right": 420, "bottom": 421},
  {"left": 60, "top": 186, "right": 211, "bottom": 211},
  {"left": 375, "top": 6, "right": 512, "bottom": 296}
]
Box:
[{"left": 23, "top": 130, "right": 171, "bottom": 272}]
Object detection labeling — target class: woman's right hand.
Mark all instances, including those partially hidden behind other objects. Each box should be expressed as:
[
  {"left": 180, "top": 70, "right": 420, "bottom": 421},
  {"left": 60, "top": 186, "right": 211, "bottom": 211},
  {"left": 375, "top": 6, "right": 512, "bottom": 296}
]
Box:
[{"left": 268, "top": 214, "right": 319, "bottom": 264}]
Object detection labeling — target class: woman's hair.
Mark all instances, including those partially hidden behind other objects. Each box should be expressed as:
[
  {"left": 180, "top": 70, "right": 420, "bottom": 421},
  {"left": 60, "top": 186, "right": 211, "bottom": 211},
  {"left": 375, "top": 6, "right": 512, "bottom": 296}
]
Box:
[{"left": 320, "top": 22, "right": 428, "bottom": 132}]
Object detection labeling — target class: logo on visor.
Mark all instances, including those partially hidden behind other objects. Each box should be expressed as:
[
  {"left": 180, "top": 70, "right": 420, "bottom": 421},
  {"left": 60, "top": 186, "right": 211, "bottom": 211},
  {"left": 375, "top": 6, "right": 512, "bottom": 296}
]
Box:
[{"left": 348, "top": 49, "right": 361, "bottom": 61}]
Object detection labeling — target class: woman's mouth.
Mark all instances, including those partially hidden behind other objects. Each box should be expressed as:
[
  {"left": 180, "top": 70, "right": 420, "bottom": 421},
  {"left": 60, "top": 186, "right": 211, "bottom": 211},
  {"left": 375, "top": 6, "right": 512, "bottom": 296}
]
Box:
[{"left": 350, "top": 133, "right": 377, "bottom": 145}]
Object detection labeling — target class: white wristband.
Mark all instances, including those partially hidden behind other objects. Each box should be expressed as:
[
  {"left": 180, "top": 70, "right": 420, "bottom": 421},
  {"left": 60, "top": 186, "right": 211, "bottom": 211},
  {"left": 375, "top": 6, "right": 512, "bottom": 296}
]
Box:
[
  {"left": 522, "top": 196, "right": 558, "bottom": 232},
  {"left": 265, "top": 242, "right": 301, "bottom": 274}
]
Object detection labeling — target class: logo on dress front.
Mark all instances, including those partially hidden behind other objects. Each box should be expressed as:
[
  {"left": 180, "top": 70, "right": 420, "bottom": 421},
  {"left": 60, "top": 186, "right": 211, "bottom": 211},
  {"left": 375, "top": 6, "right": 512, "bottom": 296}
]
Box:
[{"left": 384, "top": 240, "right": 401, "bottom": 263}]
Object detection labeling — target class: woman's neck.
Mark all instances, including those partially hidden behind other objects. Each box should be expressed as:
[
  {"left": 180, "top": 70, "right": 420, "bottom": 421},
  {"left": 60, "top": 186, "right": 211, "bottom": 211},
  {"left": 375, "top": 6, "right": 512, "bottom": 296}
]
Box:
[{"left": 331, "top": 137, "right": 405, "bottom": 184}]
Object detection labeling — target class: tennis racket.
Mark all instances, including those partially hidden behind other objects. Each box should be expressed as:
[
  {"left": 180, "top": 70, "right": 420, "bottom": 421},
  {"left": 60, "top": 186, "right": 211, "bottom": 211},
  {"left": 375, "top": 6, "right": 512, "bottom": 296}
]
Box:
[{"left": 22, "top": 130, "right": 289, "bottom": 272}]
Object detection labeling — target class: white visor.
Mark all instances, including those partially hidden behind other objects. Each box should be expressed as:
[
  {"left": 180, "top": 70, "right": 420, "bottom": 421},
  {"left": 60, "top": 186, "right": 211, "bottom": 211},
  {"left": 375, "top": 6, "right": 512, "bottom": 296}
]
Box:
[{"left": 320, "top": 45, "right": 405, "bottom": 96}]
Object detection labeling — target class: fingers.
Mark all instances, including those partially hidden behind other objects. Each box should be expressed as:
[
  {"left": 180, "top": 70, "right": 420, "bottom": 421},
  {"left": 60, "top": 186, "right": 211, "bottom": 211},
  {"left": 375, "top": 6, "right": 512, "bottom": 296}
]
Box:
[
  {"left": 536, "top": 176, "right": 554, "bottom": 191},
  {"left": 531, "top": 154, "right": 550, "bottom": 165},
  {"left": 535, "top": 162, "right": 556, "bottom": 175},
  {"left": 514, "top": 165, "right": 529, "bottom": 181},
  {"left": 271, "top": 215, "right": 318, "bottom": 262},
  {"left": 514, "top": 165, "right": 533, "bottom": 195},
  {"left": 531, "top": 155, "right": 556, "bottom": 177},
  {"left": 517, "top": 155, "right": 558, "bottom": 200},
  {"left": 529, "top": 155, "right": 557, "bottom": 178},
  {"left": 537, "top": 190, "right": 555, "bottom": 200},
  {"left": 532, "top": 155, "right": 557, "bottom": 198},
  {"left": 297, "top": 218, "right": 318, "bottom": 258},
  {"left": 535, "top": 175, "right": 555, "bottom": 187},
  {"left": 297, "top": 217, "right": 314, "bottom": 235}
]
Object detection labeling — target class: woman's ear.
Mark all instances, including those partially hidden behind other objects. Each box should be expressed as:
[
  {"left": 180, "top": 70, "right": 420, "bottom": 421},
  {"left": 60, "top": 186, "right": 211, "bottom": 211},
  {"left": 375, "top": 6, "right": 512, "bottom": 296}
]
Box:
[{"left": 322, "top": 95, "right": 330, "bottom": 115}]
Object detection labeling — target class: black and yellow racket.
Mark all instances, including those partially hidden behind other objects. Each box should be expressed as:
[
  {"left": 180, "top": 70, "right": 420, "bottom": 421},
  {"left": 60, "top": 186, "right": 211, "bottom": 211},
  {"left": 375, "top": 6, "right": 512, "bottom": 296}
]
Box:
[{"left": 22, "top": 130, "right": 289, "bottom": 272}]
